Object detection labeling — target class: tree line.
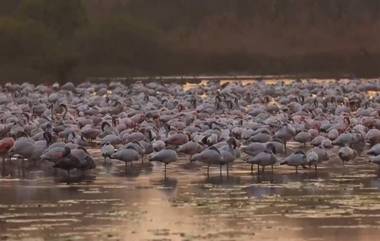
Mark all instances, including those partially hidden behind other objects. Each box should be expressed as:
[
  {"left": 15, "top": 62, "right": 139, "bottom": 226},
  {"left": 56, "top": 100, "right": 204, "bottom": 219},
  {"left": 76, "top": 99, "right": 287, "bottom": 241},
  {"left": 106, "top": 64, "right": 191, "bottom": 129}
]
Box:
[{"left": 1, "top": 0, "right": 380, "bottom": 82}]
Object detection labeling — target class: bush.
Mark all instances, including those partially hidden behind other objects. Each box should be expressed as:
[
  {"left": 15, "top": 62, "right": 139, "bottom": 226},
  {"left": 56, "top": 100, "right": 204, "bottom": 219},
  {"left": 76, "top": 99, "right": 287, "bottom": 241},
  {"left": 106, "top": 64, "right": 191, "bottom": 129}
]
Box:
[
  {"left": 0, "top": 17, "right": 53, "bottom": 63},
  {"left": 19, "top": 0, "right": 87, "bottom": 38},
  {"left": 79, "top": 16, "right": 167, "bottom": 73}
]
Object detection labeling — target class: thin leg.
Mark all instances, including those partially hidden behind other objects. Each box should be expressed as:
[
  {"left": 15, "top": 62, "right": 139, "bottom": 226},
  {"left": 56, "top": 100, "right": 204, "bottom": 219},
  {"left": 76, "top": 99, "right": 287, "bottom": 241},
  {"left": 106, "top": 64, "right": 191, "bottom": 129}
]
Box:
[
  {"left": 257, "top": 164, "right": 260, "bottom": 175},
  {"left": 219, "top": 165, "right": 222, "bottom": 176},
  {"left": 271, "top": 165, "right": 274, "bottom": 174},
  {"left": 226, "top": 163, "right": 229, "bottom": 177},
  {"left": 207, "top": 164, "right": 210, "bottom": 178},
  {"left": 164, "top": 163, "right": 167, "bottom": 179},
  {"left": 1, "top": 157, "right": 5, "bottom": 176},
  {"left": 21, "top": 159, "right": 25, "bottom": 178},
  {"left": 17, "top": 157, "right": 21, "bottom": 176},
  {"left": 250, "top": 164, "right": 253, "bottom": 175}
]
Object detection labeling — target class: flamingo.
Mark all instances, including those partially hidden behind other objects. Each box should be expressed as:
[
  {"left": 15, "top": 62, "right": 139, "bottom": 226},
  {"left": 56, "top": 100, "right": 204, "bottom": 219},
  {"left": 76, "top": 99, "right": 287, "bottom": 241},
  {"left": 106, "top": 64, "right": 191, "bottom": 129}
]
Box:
[
  {"left": 177, "top": 141, "right": 204, "bottom": 161},
  {"left": 274, "top": 123, "right": 296, "bottom": 153},
  {"left": 294, "top": 131, "right": 312, "bottom": 147},
  {"left": 306, "top": 150, "right": 319, "bottom": 172},
  {"left": 149, "top": 149, "right": 177, "bottom": 178},
  {"left": 246, "top": 143, "right": 277, "bottom": 175},
  {"left": 101, "top": 142, "right": 115, "bottom": 164},
  {"left": 280, "top": 151, "right": 308, "bottom": 173},
  {"left": 191, "top": 146, "right": 222, "bottom": 177},
  {"left": 111, "top": 146, "right": 140, "bottom": 171},
  {"left": 338, "top": 145, "right": 357, "bottom": 165},
  {"left": 0, "top": 137, "right": 15, "bottom": 174},
  {"left": 52, "top": 147, "right": 95, "bottom": 176}
]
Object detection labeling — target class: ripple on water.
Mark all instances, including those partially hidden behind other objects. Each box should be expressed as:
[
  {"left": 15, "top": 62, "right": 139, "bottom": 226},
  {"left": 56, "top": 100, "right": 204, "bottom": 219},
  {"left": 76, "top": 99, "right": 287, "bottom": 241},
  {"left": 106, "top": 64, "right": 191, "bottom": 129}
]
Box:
[{"left": 1, "top": 152, "right": 380, "bottom": 241}]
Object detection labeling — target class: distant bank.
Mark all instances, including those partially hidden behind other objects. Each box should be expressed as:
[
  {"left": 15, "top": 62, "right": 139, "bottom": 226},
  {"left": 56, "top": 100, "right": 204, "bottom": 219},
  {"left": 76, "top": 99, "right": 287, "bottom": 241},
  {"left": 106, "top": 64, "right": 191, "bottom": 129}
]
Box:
[{"left": 1, "top": 0, "right": 380, "bottom": 82}]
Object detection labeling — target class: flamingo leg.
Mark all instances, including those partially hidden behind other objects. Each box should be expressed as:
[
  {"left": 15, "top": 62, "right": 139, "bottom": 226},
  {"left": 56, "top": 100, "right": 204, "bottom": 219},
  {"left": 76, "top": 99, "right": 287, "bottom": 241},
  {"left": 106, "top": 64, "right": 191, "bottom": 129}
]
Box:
[
  {"left": 1, "top": 156, "right": 5, "bottom": 176},
  {"left": 164, "top": 163, "right": 167, "bottom": 179},
  {"left": 250, "top": 164, "right": 253, "bottom": 175},
  {"left": 21, "top": 158, "right": 25, "bottom": 178}
]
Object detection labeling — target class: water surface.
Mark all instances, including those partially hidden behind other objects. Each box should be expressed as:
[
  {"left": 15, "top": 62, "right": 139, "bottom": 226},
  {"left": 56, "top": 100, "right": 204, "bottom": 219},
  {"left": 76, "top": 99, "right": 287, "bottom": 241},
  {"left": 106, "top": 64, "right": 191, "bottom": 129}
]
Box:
[{"left": 1, "top": 147, "right": 380, "bottom": 241}]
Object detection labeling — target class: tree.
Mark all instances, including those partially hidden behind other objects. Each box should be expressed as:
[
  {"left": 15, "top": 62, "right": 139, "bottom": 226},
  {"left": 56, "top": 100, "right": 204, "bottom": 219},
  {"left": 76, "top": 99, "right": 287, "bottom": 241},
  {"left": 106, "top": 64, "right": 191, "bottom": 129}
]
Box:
[
  {"left": 0, "top": 17, "right": 53, "bottom": 63},
  {"left": 19, "top": 0, "right": 87, "bottom": 38},
  {"left": 80, "top": 16, "right": 165, "bottom": 72},
  {"left": 17, "top": 0, "right": 88, "bottom": 81}
]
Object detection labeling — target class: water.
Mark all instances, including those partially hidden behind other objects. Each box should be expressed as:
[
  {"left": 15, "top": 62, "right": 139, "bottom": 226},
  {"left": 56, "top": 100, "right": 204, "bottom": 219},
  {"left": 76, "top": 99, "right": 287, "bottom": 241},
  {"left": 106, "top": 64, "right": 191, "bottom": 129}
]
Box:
[{"left": 1, "top": 145, "right": 380, "bottom": 241}]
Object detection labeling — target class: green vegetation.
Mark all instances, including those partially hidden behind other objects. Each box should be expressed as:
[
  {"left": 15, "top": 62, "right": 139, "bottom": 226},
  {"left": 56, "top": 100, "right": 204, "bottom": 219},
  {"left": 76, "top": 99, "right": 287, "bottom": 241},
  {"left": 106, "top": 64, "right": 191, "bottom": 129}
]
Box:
[
  {"left": 1, "top": 0, "right": 380, "bottom": 81},
  {"left": 0, "top": 0, "right": 87, "bottom": 82}
]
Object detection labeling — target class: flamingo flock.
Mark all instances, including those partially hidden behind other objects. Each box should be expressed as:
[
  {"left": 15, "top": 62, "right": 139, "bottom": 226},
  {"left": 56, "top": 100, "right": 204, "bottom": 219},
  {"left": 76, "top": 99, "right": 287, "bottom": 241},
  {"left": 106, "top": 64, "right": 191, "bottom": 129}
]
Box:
[{"left": 1, "top": 79, "right": 380, "bottom": 179}]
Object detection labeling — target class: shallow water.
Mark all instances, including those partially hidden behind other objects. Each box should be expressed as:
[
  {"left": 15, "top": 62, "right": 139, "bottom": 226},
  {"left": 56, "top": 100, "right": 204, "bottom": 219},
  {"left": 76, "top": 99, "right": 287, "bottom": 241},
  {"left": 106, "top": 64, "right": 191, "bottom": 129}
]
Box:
[{"left": 1, "top": 147, "right": 380, "bottom": 241}]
